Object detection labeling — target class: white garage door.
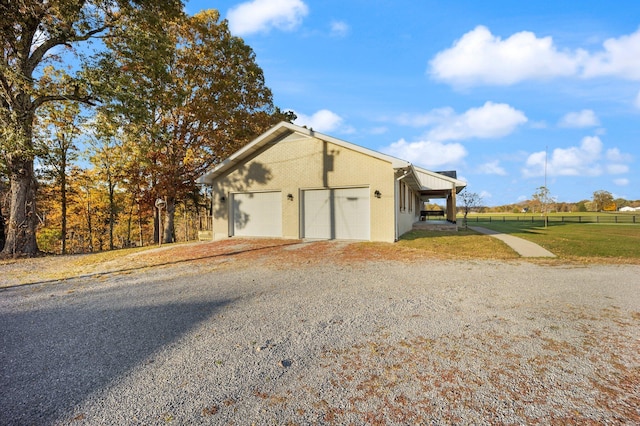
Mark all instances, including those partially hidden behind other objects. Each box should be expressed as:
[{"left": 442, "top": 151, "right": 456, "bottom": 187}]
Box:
[
  {"left": 231, "top": 191, "right": 282, "bottom": 237},
  {"left": 303, "top": 187, "right": 370, "bottom": 240}
]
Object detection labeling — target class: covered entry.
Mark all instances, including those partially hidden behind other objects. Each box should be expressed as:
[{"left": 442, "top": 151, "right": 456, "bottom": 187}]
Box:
[
  {"left": 231, "top": 191, "right": 282, "bottom": 237},
  {"left": 302, "top": 187, "right": 370, "bottom": 240}
]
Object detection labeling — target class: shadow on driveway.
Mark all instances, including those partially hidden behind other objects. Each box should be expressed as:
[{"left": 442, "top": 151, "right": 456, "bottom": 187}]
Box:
[{"left": 0, "top": 283, "right": 232, "bottom": 425}]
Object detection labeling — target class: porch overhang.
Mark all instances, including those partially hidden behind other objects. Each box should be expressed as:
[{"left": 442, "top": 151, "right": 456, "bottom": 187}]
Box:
[{"left": 396, "top": 165, "right": 467, "bottom": 223}]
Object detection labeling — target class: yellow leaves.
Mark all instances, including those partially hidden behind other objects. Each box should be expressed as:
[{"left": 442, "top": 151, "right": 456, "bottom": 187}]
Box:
[
  {"left": 183, "top": 147, "right": 198, "bottom": 167},
  {"left": 192, "top": 9, "right": 221, "bottom": 25}
]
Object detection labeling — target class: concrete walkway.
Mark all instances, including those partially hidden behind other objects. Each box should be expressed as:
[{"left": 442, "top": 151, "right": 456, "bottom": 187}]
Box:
[{"left": 469, "top": 226, "right": 556, "bottom": 258}]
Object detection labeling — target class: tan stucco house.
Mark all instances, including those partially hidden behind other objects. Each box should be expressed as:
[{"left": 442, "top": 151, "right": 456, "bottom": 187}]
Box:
[{"left": 197, "top": 122, "right": 466, "bottom": 242}]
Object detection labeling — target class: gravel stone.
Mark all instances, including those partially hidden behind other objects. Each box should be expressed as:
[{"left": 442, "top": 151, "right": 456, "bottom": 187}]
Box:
[{"left": 1, "top": 251, "right": 639, "bottom": 425}]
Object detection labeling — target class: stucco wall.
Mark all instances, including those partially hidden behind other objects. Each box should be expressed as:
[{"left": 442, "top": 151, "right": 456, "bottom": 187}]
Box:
[{"left": 210, "top": 132, "right": 397, "bottom": 242}]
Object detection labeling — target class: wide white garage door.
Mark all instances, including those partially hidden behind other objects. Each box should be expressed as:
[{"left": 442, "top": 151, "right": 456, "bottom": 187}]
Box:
[
  {"left": 303, "top": 187, "right": 370, "bottom": 240},
  {"left": 231, "top": 191, "right": 282, "bottom": 237}
]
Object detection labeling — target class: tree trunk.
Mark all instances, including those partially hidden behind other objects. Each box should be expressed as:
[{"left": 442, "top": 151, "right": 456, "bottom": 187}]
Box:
[
  {"left": 86, "top": 200, "right": 93, "bottom": 252},
  {"left": 126, "top": 198, "right": 135, "bottom": 248},
  {"left": 184, "top": 200, "right": 188, "bottom": 242},
  {"left": 108, "top": 176, "right": 115, "bottom": 250},
  {"left": 153, "top": 207, "right": 160, "bottom": 244},
  {"left": 0, "top": 202, "right": 5, "bottom": 251},
  {"left": 2, "top": 157, "right": 39, "bottom": 257},
  {"left": 60, "top": 162, "right": 67, "bottom": 255},
  {"left": 2, "top": 98, "right": 39, "bottom": 257},
  {"left": 163, "top": 197, "right": 176, "bottom": 244},
  {"left": 138, "top": 202, "right": 144, "bottom": 247}
]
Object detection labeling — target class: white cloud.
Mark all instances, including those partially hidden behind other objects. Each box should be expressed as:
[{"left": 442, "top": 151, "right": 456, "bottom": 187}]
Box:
[
  {"left": 614, "top": 178, "right": 629, "bottom": 186},
  {"left": 522, "top": 136, "right": 633, "bottom": 179},
  {"left": 477, "top": 160, "right": 507, "bottom": 176},
  {"left": 293, "top": 109, "right": 343, "bottom": 132},
  {"left": 582, "top": 28, "right": 640, "bottom": 80},
  {"left": 429, "top": 25, "right": 581, "bottom": 86},
  {"left": 330, "top": 20, "right": 349, "bottom": 37},
  {"left": 523, "top": 136, "right": 603, "bottom": 177},
  {"left": 607, "top": 164, "right": 629, "bottom": 174},
  {"left": 227, "top": 0, "right": 309, "bottom": 36},
  {"left": 429, "top": 26, "right": 640, "bottom": 87},
  {"left": 559, "top": 109, "right": 600, "bottom": 128},
  {"left": 606, "top": 147, "right": 633, "bottom": 162},
  {"left": 606, "top": 147, "right": 632, "bottom": 175},
  {"left": 427, "top": 102, "right": 527, "bottom": 141},
  {"left": 394, "top": 102, "right": 526, "bottom": 141},
  {"left": 381, "top": 138, "right": 467, "bottom": 168}
]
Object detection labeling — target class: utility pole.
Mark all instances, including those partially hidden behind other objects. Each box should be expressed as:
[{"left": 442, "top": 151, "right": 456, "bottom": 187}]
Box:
[{"left": 544, "top": 146, "right": 548, "bottom": 228}]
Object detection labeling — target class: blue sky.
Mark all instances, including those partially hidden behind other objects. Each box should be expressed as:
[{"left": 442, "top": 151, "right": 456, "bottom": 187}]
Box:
[{"left": 186, "top": 0, "right": 639, "bottom": 206}]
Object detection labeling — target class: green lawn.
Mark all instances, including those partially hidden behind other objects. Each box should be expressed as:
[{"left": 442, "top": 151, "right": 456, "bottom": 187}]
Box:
[
  {"left": 469, "top": 221, "right": 640, "bottom": 261},
  {"left": 463, "top": 211, "right": 639, "bottom": 224},
  {"left": 398, "top": 228, "right": 518, "bottom": 260}
]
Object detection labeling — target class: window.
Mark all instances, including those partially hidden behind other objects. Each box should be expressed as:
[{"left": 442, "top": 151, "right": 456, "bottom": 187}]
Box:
[{"left": 409, "top": 189, "right": 413, "bottom": 212}]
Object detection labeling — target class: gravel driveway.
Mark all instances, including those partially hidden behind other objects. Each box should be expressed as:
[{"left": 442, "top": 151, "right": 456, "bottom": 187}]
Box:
[{"left": 1, "top": 240, "right": 639, "bottom": 424}]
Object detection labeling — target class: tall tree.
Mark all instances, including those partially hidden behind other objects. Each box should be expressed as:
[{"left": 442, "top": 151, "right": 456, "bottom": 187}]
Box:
[
  {"left": 532, "top": 186, "right": 553, "bottom": 214},
  {"left": 93, "top": 9, "right": 294, "bottom": 243},
  {"left": 0, "top": 0, "right": 182, "bottom": 257},
  {"left": 592, "top": 190, "right": 614, "bottom": 212},
  {"left": 87, "top": 113, "right": 127, "bottom": 250},
  {"left": 532, "top": 185, "right": 554, "bottom": 227},
  {"left": 35, "top": 99, "right": 83, "bottom": 254},
  {"left": 458, "top": 190, "right": 482, "bottom": 229}
]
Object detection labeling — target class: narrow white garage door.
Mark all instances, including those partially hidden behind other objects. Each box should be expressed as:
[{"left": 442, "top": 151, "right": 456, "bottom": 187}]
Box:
[
  {"left": 303, "top": 187, "right": 370, "bottom": 240},
  {"left": 231, "top": 191, "right": 282, "bottom": 237}
]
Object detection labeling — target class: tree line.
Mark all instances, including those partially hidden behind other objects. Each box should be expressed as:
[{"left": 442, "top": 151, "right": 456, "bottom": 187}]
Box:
[
  {"left": 461, "top": 188, "right": 639, "bottom": 214},
  {"left": 1, "top": 1, "right": 294, "bottom": 256}
]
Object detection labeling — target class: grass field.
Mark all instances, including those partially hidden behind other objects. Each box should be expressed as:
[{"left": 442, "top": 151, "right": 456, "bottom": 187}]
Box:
[
  {"left": 464, "top": 219, "right": 640, "bottom": 262},
  {"left": 401, "top": 221, "right": 640, "bottom": 263},
  {"left": 397, "top": 228, "right": 519, "bottom": 260},
  {"left": 463, "top": 211, "right": 639, "bottom": 224}
]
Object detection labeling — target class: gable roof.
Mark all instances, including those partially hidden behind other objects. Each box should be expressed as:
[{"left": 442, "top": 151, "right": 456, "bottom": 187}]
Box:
[{"left": 197, "top": 122, "right": 467, "bottom": 195}]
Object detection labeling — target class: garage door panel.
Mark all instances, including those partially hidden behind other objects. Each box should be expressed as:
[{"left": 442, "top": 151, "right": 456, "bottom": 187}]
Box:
[
  {"left": 334, "top": 188, "right": 370, "bottom": 240},
  {"left": 302, "top": 189, "right": 331, "bottom": 239},
  {"left": 232, "top": 192, "right": 282, "bottom": 237},
  {"left": 303, "top": 188, "right": 369, "bottom": 240}
]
